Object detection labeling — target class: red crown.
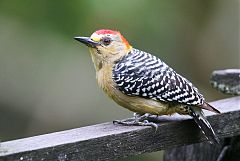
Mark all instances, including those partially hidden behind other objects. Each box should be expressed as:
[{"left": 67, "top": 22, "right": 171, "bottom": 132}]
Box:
[
  {"left": 95, "top": 29, "right": 119, "bottom": 35},
  {"left": 94, "top": 29, "right": 131, "bottom": 49}
]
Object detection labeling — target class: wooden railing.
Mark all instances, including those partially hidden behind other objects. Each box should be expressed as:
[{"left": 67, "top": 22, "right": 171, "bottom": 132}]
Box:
[{"left": 0, "top": 69, "right": 239, "bottom": 161}]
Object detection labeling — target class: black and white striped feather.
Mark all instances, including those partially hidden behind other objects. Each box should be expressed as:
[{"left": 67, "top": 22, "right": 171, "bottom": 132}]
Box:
[{"left": 113, "top": 48, "right": 204, "bottom": 106}]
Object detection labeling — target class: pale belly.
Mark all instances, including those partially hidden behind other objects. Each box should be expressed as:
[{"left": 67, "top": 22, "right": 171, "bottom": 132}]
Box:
[
  {"left": 110, "top": 89, "right": 189, "bottom": 115},
  {"left": 96, "top": 66, "right": 189, "bottom": 116}
]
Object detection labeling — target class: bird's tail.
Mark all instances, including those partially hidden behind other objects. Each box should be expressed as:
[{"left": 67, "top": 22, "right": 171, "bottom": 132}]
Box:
[
  {"left": 201, "top": 102, "right": 221, "bottom": 114},
  {"left": 189, "top": 106, "right": 220, "bottom": 144}
]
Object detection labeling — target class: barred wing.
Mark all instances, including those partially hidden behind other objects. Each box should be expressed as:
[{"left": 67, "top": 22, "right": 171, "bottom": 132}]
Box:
[{"left": 112, "top": 48, "right": 204, "bottom": 106}]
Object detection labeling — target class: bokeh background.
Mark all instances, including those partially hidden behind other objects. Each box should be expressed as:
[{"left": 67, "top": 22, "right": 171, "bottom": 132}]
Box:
[{"left": 0, "top": 0, "right": 239, "bottom": 160}]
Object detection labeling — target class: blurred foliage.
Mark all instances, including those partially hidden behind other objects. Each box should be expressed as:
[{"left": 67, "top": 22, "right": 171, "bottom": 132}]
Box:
[{"left": 0, "top": 0, "right": 239, "bottom": 160}]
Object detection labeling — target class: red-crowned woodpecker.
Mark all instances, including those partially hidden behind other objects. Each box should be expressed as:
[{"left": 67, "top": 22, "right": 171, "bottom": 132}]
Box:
[{"left": 74, "top": 29, "right": 220, "bottom": 144}]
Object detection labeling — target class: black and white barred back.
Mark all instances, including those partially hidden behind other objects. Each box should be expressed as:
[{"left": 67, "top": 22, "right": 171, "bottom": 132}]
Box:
[{"left": 112, "top": 48, "right": 204, "bottom": 106}]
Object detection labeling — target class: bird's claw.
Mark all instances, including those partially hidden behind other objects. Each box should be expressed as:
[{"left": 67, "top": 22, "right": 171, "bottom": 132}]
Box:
[{"left": 113, "top": 113, "right": 158, "bottom": 132}]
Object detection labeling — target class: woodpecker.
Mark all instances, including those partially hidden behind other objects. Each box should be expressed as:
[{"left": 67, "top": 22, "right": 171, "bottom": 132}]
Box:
[{"left": 74, "top": 29, "right": 220, "bottom": 144}]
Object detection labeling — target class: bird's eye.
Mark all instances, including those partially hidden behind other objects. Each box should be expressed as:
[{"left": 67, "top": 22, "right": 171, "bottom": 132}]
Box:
[{"left": 101, "top": 37, "right": 112, "bottom": 46}]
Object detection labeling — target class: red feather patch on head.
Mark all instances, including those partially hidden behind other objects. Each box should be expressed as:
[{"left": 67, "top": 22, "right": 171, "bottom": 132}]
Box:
[
  {"left": 119, "top": 34, "right": 131, "bottom": 49},
  {"left": 95, "top": 29, "right": 119, "bottom": 35},
  {"left": 94, "top": 29, "right": 131, "bottom": 49}
]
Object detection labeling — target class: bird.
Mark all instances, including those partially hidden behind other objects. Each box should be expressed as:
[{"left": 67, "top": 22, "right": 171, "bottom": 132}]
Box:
[{"left": 74, "top": 29, "right": 220, "bottom": 144}]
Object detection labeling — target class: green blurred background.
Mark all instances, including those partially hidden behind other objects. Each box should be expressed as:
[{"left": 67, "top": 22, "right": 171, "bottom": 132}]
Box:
[{"left": 0, "top": 0, "right": 239, "bottom": 160}]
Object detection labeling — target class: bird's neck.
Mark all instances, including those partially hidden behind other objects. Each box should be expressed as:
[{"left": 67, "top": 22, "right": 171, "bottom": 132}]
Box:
[
  {"left": 90, "top": 55, "right": 103, "bottom": 72},
  {"left": 96, "top": 62, "right": 116, "bottom": 98},
  {"left": 90, "top": 48, "right": 132, "bottom": 72}
]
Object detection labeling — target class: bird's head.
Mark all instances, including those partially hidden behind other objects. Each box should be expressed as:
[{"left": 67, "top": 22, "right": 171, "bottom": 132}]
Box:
[{"left": 75, "top": 29, "right": 132, "bottom": 70}]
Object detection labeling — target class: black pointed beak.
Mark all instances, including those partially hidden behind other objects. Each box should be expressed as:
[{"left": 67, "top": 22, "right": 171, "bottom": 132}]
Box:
[{"left": 74, "top": 36, "right": 100, "bottom": 48}]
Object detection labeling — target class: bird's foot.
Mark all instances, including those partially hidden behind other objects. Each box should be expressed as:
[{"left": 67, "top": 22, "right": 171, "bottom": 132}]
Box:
[{"left": 113, "top": 113, "right": 158, "bottom": 131}]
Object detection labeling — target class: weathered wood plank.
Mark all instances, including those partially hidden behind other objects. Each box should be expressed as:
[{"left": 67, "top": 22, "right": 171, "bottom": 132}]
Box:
[
  {"left": 164, "top": 69, "right": 240, "bottom": 161},
  {"left": 0, "top": 96, "right": 239, "bottom": 161},
  {"left": 164, "top": 141, "right": 225, "bottom": 161},
  {"left": 210, "top": 69, "right": 240, "bottom": 95},
  {"left": 221, "top": 136, "right": 240, "bottom": 161}
]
